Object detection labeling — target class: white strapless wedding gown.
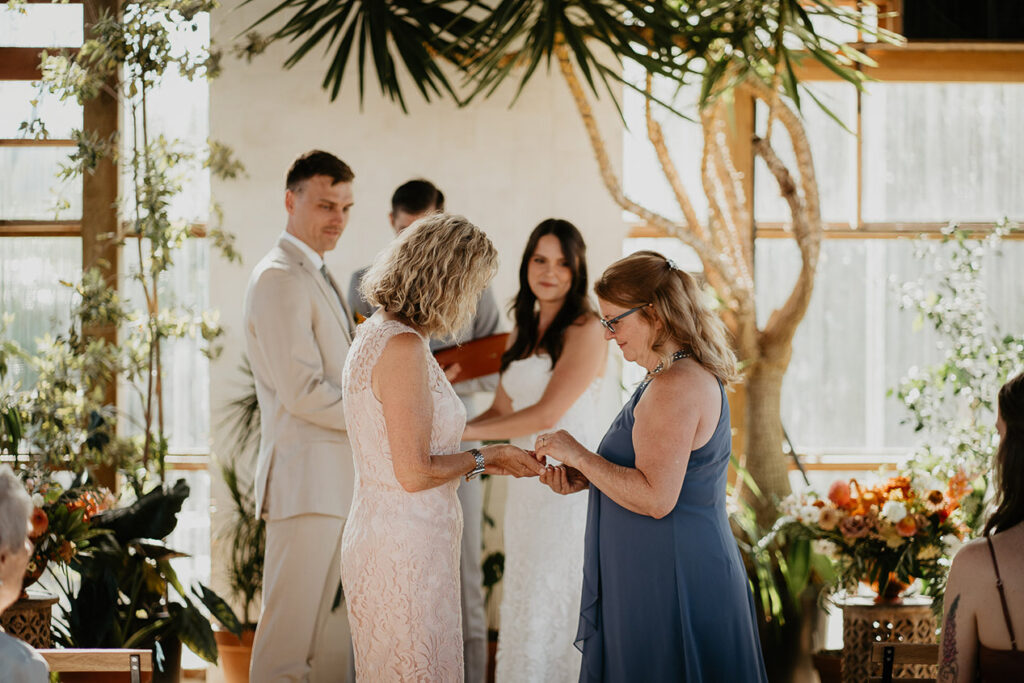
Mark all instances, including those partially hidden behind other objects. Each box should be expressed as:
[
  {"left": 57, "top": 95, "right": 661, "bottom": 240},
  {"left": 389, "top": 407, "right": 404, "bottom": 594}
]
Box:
[{"left": 494, "top": 351, "right": 620, "bottom": 683}]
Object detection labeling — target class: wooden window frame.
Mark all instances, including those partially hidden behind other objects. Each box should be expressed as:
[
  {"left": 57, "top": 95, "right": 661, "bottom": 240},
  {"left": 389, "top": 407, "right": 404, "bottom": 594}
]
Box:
[
  {"left": 627, "top": 42, "right": 1024, "bottom": 241},
  {"left": 1, "top": 0, "right": 209, "bottom": 470}
]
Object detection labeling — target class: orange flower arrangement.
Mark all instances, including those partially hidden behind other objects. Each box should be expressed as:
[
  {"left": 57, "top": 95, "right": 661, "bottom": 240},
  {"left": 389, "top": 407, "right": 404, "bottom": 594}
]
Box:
[
  {"left": 780, "top": 471, "right": 972, "bottom": 602},
  {"left": 18, "top": 475, "right": 112, "bottom": 595}
]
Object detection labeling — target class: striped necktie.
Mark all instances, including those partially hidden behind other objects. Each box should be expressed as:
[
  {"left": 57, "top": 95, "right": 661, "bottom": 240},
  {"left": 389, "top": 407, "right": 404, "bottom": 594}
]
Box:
[{"left": 320, "top": 264, "right": 354, "bottom": 335}]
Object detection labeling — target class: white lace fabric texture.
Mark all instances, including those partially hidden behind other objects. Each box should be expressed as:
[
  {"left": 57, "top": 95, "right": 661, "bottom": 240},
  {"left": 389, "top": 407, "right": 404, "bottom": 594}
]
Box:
[
  {"left": 340, "top": 317, "right": 466, "bottom": 681},
  {"left": 495, "top": 352, "right": 619, "bottom": 683}
]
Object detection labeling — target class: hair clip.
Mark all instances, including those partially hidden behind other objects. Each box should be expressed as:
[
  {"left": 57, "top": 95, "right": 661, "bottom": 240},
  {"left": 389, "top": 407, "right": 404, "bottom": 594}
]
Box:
[{"left": 665, "top": 258, "right": 678, "bottom": 271}]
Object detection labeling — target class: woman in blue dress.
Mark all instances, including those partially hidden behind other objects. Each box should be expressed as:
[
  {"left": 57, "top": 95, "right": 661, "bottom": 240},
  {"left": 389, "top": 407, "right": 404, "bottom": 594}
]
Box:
[{"left": 535, "top": 251, "right": 768, "bottom": 682}]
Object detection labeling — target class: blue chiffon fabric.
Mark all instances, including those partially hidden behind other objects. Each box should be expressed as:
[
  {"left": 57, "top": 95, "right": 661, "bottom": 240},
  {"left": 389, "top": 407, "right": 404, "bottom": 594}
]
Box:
[{"left": 575, "top": 379, "right": 769, "bottom": 682}]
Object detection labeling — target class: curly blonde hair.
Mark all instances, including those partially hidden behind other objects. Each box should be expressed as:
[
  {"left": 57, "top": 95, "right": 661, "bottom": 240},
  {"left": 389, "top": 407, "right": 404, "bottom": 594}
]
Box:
[
  {"left": 595, "top": 250, "right": 740, "bottom": 385},
  {"left": 361, "top": 213, "right": 498, "bottom": 339}
]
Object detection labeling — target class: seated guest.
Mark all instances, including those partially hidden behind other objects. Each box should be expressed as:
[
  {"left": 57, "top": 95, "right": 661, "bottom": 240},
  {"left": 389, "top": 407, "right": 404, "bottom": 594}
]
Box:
[
  {"left": 0, "top": 465, "right": 49, "bottom": 682},
  {"left": 939, "top": 371, "right": 1024, "bottom": 683},
  {"left": 536, "top": 251, "right": 768, "bottom": 682}
]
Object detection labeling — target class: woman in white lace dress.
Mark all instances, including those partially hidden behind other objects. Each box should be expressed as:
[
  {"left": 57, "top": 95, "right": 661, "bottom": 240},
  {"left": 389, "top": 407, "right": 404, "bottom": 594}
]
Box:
[
  {"left": 464, "top": 219, "right": 618, "bottom": 683},
  {"left": 341, "top": 214, "right": 544, "bottom": 681}
]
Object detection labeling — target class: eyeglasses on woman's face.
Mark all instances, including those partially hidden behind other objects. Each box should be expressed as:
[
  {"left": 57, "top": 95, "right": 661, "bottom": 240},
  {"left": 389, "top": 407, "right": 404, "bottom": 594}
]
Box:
[{"left": 600, "top": 305, "right": 648, "bottom": 334}]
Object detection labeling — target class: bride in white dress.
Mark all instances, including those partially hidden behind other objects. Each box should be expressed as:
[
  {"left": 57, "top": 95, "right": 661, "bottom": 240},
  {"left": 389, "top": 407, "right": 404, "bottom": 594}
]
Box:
[{"left": 464, "top": 219, "right": 619, "bottom": 683}]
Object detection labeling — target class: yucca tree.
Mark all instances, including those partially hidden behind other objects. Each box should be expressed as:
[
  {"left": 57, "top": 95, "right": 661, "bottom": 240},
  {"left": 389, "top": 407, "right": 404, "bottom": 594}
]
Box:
[{"left": 241, "top": 0, "right": 899, "bottom": 514}]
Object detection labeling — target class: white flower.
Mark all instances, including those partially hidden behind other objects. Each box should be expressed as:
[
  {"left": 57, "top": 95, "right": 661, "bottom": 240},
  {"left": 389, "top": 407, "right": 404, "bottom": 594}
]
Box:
[
  {"left": 31, "top": 493, "right": 45, "bottom": 507},
  {"left": 942, "top": 533, "right": 964, "bottom": 557},
  {"left": 812, "top": 539, "right": 840, "bottom": 559},
  {"left": 881, "top": 500, "right": 908, "bottom": 523},
  {"left": 797, "top": 505, "right": 819, "bottom": 523}
]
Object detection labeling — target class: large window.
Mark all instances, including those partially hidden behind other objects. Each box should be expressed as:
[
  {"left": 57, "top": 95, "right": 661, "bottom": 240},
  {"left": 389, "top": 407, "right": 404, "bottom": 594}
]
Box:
[
  {"left": 0, "top": 4, "right": 213, "bottom": 650},
  {"left": 623, "top": 58, "right": 1024, "bottom": 460}
]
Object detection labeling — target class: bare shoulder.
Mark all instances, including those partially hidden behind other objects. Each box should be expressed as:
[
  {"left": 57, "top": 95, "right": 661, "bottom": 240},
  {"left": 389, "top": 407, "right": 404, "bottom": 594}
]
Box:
[
  {"left": 637, "top": 360, "right": 718, "bottom": 419},
  {"left": 381, "top": 331, "right": 426, "bottom": 357},
  {"left": 949, "top": 537, "right": 993, "bottom": 584}
]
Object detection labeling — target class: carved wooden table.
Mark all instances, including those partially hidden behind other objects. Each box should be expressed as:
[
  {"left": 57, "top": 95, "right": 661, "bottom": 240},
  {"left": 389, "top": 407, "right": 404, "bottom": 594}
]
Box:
[
  {"left": 0, "top": 590, "right": 59, "bottom": 648},
  {"left": 838, "top": 596, "right": 937, "bottom": 683}
]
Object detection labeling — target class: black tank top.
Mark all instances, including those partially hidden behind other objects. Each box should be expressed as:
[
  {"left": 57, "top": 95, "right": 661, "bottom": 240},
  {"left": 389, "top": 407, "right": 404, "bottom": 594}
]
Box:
[{"left": 977, "top": 536, "right": 1024, "bottom": 682}]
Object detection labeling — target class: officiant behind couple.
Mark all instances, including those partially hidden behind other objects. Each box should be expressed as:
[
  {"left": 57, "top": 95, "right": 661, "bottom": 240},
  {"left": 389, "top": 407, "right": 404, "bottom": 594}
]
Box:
[{"left": 339, "top": 213, "right": 544, "bottom": 681}]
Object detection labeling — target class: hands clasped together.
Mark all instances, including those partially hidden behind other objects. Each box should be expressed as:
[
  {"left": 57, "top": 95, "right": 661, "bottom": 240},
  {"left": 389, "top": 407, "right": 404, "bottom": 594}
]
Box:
[{"left": 481, "top": 430, "right": 590, "bottom": 495}]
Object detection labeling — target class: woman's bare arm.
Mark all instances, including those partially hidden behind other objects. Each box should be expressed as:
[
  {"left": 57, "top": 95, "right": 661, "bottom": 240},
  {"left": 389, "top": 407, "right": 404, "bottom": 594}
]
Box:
[{"left": 464, "top": 317, "right": 606, "bottom": 440}]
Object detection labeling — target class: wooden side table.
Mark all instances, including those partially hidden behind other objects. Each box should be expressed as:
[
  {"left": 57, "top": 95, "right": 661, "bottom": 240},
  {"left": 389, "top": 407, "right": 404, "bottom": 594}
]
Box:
[
  {"left": 0, "top": 590, "right": 59, "bottom": 648},
  {"left": 838, "top": 596, "right": 937, "bottom": 683}
]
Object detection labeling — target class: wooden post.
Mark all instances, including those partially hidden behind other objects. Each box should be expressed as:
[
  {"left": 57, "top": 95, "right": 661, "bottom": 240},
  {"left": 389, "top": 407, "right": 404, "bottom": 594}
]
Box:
[
  {"left": 724, "top": 89, "right": 756, "bottom": 462},
  {"left": 81, "top": 0, "right": 120, "bottom": 490}
]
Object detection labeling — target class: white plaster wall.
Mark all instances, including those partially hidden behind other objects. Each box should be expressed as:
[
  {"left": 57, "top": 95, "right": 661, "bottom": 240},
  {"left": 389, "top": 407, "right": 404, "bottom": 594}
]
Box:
[{"left": 207, "top": 0, "right": 625, "bottom": 662}]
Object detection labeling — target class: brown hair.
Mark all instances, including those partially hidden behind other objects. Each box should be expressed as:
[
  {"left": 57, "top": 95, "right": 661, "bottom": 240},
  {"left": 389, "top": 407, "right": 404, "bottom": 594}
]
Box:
[
  {"left": 361, "top": 213, "right": 498, "bottom": 339},
  {"left": 286, "top": 150, "right": 354, "bottom": 190},
  {"left": 985, "top": 371, "right": 1024, "bottom": 536},
  {"left": 595, "top": 250, "right": 739, "bottom": 385}
]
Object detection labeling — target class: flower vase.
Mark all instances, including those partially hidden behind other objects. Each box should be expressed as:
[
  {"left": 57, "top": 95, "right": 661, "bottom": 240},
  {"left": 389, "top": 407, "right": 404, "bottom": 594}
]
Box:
[{"left": 863, "top": 572, "right": 911, "bottom": 604}]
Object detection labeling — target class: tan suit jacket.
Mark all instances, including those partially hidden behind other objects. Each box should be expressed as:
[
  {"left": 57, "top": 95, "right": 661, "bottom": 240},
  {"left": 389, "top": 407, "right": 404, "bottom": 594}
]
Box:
[{"left": 243, "top": 237, "right": 355, "bottom": 521}]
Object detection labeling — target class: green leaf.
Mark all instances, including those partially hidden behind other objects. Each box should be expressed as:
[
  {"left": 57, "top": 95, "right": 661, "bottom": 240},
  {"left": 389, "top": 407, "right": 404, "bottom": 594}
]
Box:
[{"left": 193, "top": 583, "right": 243, "bottom": 638}]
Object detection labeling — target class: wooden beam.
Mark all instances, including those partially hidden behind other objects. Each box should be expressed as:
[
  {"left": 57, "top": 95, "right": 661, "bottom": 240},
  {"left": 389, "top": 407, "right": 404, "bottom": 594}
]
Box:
[
  {"left": 0, "top": 47, "right": 48, "bottom": 80},
  {"left": 629, "top": 221, "right": 1024, "bottom": 240},
  {"left": 793, "top": 45, "right": 1024, "bottom": 83},
  {"left": 0, "top": 220, "right": 80, "bottom": 237},
  {"left": 755, "top": 221, "right": 1024, "bottom": 240},
  {"left": 0, "top": 139, "right": 77, "bottom": 147},
  {"left": 81, "top": 0, "right": 120, "bottom": 491}
]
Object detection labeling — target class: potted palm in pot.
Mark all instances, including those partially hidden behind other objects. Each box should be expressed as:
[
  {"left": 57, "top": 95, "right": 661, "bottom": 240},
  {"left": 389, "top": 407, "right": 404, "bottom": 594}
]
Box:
[
  {"left": 213, "top": 361, "right": 265, "bottom": 683},
  {"left": 213, "top": 456, "right": 264, "bottom": 683}
]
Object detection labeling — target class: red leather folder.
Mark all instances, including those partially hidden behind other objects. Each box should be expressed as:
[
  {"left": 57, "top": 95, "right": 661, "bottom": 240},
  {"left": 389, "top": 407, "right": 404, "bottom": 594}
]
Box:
[{"left": 433, "top": 332, "right": 510, "bottom": 383}]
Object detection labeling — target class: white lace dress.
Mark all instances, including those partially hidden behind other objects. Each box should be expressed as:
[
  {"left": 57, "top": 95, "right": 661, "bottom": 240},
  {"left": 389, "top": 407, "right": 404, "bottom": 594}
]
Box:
[
  {"left": 495, "top": 352, "right": 619, "bottom": 683},
  {"left": 340, "top": 317, "right": 465, "bottom": 681}
]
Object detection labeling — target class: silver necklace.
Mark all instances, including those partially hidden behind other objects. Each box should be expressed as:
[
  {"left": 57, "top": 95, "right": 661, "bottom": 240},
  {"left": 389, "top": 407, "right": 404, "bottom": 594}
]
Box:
[{"left": 642, "top": 349, "right": 691, "bottom": 385}]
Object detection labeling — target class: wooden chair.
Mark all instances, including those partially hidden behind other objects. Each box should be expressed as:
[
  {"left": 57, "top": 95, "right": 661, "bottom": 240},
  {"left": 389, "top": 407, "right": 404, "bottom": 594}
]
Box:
[
  {"left": 37, "top": 648, "right": 153, "bottom": 683},
  {"left": 869, "top": 642, "right": 939, "bottom": 683}
]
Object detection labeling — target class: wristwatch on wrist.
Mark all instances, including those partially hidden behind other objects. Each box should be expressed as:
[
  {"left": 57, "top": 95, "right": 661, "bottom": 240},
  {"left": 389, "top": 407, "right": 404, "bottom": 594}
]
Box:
[{"left": 465, "top": 448, "right": 486, "bottom": 481}]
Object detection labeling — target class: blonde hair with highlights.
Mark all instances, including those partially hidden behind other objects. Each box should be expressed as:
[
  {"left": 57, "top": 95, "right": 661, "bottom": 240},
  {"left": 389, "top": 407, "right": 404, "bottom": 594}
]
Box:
[
  {"left": 361, "top": 213, "right": 498, "bottom": 339},
  {"left": 595, "top": 251, "right": 740, "bottom": 385}
]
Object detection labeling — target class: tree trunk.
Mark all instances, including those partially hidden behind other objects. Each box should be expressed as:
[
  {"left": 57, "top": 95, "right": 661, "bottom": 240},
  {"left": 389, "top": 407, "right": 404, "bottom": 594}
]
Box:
[{"left": 743, "top": 359, "right": 792, "bottom": 519}]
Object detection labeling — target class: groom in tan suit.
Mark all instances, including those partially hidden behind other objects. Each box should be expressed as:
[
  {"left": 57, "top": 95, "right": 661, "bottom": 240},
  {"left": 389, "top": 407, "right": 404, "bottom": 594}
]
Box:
[{"left": 243, "top": 150, "right": 356, "bottom": 682}]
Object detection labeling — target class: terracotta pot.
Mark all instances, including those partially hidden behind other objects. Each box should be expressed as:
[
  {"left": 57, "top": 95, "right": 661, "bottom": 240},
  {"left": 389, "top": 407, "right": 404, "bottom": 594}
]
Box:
[{"left": 215, "top": 627, "right": 256, "bottom": 683}]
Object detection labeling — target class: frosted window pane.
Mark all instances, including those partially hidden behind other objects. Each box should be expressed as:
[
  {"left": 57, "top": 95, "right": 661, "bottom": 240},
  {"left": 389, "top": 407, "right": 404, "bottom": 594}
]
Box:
[
  {"left": 0, "top": 147, "right": 81, "bottom": 220},
  {"left": 120, "top": 239, "right": 211, "bottom": 453},
  {"left": 0, "top": 237, "right": 81, "bottom": 386},
  {"left": 756, "top": 240, "right": 868, "bottom": 450},
  {"left": 166, "top": 469, "right": 211, "bottom": 591},
  {"left": 757, "top": 237, "right": 1024, "bottom": 454},
  {"left": 0, "top": 83, "right": 81, "bottom": 139},
  {"left": 862, "top": 83, "right": 1024, "bottom": 222},
  {"left": 622, "top": 61, "right": 707, "bottom": 225},
  {"left": 120, "top": 15, "right": 210, "bottom": 223},
  {"left": 754, "top": 82, "right": 857, "bottom": 224},
  {"left": 0, "top": 4, "right": 83, "bottom": 47}
]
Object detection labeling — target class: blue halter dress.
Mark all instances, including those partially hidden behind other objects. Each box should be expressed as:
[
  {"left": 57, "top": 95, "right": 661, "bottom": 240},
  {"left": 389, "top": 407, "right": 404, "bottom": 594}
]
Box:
[{"left": 575, "top": 378, "right": 768, "bottom": 682}]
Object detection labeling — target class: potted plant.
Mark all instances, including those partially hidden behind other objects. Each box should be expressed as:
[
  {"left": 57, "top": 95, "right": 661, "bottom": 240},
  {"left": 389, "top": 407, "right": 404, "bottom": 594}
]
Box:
[
  {"left": 775, "top": 472, "right": 971, "bottom": 605},
  {"left": 52, "top": 478, "right": 242, "bottom": 682},
  {"left": 1, "top": 0, "right": 246, "bottom": 673},
  {"left": 213, "top": 456, "right": 265, "bottom": 683},
  {"left": 213, "top": 360, "right": 266, "bottom": 682}
]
